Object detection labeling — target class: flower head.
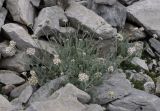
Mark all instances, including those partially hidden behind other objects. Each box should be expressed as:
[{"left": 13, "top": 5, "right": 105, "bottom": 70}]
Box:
[
  {"left": 95, "top": 72, "right": 102, "bottom": 78},
  {"left": 9, "top": 41, "right": 16, "bottom": 47},
  {"left": 116, "top": 33, "right": 123, "bottom": 41},
  {"left": 53, "top": 55, "right": 61, "bottom": 65},
  {"left": 28, "top": 70, "right": 38, "bottom": 86},
  {"left": 153, "top": 34, "right": 158, "bottom": 39},
  {"left": 107, "top": 91, "right": 115, "bottom": 99},
  {"left": 26, "top": 48, "right": 35, "bottom": 55},
  {"left": 108, "top": 66, "right": 114, "bottom": 73},
  {"left": 127, "top": 47, "right": 136, "bottom": 55},
  {"left": 78, "top": 73, "right": 89, "bottom": 82}
]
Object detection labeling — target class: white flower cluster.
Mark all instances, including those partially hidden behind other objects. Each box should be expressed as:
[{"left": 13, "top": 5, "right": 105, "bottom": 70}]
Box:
[
  {"left": 116, "top": 33, "right": 123, "bottom": 41},
  {"left": 26, "top": 48, "right": 36, "bottom": 55},
  {"left": 4, "top": 40, "right": 16, "bottom": 57},
  {"left": 108, "top": 66, "right": 114, "bottom": 73},
  {"left": 95, "top": 72, "right": 102, "bottom": 78},
  {"left": 78, "top": 73, "right": 89, "bottom": 82},
  {"left": 127, "top": 47, "right": 136, "bottom": 55},
  {"left": 28, "top": 70, "right": 38, "bottom": 86},
  {"left": 53, "top": 54, "right": 61, "bottom": 65}
]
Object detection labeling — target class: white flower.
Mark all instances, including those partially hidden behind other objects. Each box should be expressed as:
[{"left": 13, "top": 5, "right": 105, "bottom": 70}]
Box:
[
  {"left": 28, "top": 70, "right": 38, "bottom": 86},
  {"left": 139, "top": 27, "right": 144, "bottom": 31},
  {"left": 53, "top": 57, "right": 61, "bottom": 65},
  {"left": 21, "top": 72, "right": 27, "bottom": 76},
  {"left": 78, "top": 73, "right": 89, "bottom": 82},
  {"left": 5, "top": 46, "right": 16, "bottom": 56},
  {"left": 107, "top": 91, "right": 115, "bottom": 98},
  {"left": 153, "top": 34, "right": 158, "bottom": 39},
  {"left": 116, "top": 33, "right": 123, "bottom": 41},
  {"left": 9, "top": 41, "right": 16, "bottom": 47},
  {"left": 71, "top": 59, "right": 75, "bottom": 62},
  {"left": 60, "top": 72, "right": 64, "bottom": 75},
  {"left": 54, "top": 54, "right": 59, "bottom": 58},
  {"left": 108, "top": 66, "right": 114, "bottom": 73},
  {"left": 135, "top": 42, "right": 143, "bottom": 49},
  {"left": 127, "top": 47, "right": 136, "bottom": 55},
  {"left": 26, "top": 48, "right": 35, "bottom": 55},
  {"left": 95, "top": 72, "right": 102, "bottom": 78},
  {"left": 82, "top": 52, "right": 86, "bottom": 56}
]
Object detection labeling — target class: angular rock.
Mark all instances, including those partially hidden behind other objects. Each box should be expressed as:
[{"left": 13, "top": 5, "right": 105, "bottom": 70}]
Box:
[
  {"left": 2, "top": 84, "right": 16, "bottom": 95},
  {"left": 88, "top": 72, "right": 132, "bottom": 104},
  {"left": 26, "top": 83, "right": 91, "bottom": 111},
  {"left": 0, "top": 8, "right": 7, "bottom": 31},
  {"left": 29, "top": 76, "right": 67, "bottom": 103},
  {"left": 0, "top": 94, "right": 13, "bottom": 111},
  {"left": 6, "top": 0, "right": 35, "bottom": 27},
  {"left": 10, "top": 82, "right": 29, "bottom": 98},
  {"left": 108, "top": 88, "right": 160, "bottom": 111},
  {"left": 0, "top": 0, "right": 4, "bottom": 9},
  {"left": 131, "top": 57, "right": 149, "bottom": 71},
  {"left": 94, "top": 0, "right": 116, "bottom": 5},
  {"left": 0, "top": 51, "right": 30, "bottom": 72},
  {"left": 127, "top": 0, "right": 160, "bottom": 37},
  {"left": 85, "top": 104, "right": 105, "bottom": 111},
  {"left": 155, "top": 76, "right": 160, "bottom": 95},
  {"left": 33, "top": 6, "right": 68, "bottom": 37},
  {"left": 19, "top": 85, "right": 33, "bottom": 103},
  {"left": 30, "top": 0, "right": 41, "bottom": 7},
  {"left": 145, "top": 43, "right": 156, "bottom": 58},
  {"left": 89, "top": 1, "right": 126, "bottom": 28},
  {"left": 65, "top": 0, "right": 117, "bottom": 39},
  {"left": 43, "top": 0, "right": 57, "bottom": 7},
  {"left": 0, "top": 70, "right": 25, "bottom": 85},
  {"left": 144, "top": 82, "right": 155, "bottom": 94},
  {"left": 149, "top": 38, "right": 160, "bottom": 55}
]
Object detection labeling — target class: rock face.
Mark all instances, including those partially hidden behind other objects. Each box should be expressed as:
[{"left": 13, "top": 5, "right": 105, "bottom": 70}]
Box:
[
  {"left": 89, "top": 72, "right": 132, "bottom": 104},
  {"left": 33, "top": 6, "right": 68, "bottom": 37},
  {"left": 149, "top": 38, "right": 160, "bottom": 55},
  {"left": 0, "top": 8, "right": 7, "bottom": 31},
  {"left": 127, "top": 0, "right": 160, "bottom": 37},
  {"left": 65, "top": 0, "right": 117, "bottom": 39},
  {"left": 88, "top": 0, "right": 127, "bottom": 28},
  {"left": 108, "top": 89, "right": 160, "bottom": 111},
  {"left": 6, "top": 0, "right": 35, "bottom": 27},
  {"left": 0, "top": 94, "right": 13, "bottom": 111},
  {"left": 0, "top": 70, "right": 25, "bottom": 85}
]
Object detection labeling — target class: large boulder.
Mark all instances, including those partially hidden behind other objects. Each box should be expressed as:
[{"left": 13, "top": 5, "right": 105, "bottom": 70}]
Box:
[
  {"left": 88, "top": 71, "right": 132, "bottom": 104},
  {"left": 65, "top": 0, "right": 117, "bottom": 39},
  {"left": 33, "top": 6, "right": 68, "bottom": 37},
  {"left": 88, "top": 0, "right": 127, "bottom": 29},
  {"left": 107, "top": 89, "right": 160, "bottom": 111},
  {"left": 0, "top": 70, "right": 25, "bottom": 85},
  {"left": 127, "top": 0, "right": 160, "bottom": 37},
  {"left": 6, "top": 0, "right": 36, "bottom": 27}
]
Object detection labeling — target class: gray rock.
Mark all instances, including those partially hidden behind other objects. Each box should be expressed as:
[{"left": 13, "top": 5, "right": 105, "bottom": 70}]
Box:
[
  {"left": 43, "top": 0, "right": 57, "bottom": 7},
  {"left": 89, "top": 1, "right": 127, "bottom": 28},
  {"left": 19, "top": 85, "right": 33, "bottom": 103},
  {"left": 29, "top": 76, "right": 67, "bottom": 103},
  {"left": 145, "top": 43, "right": 156, "bottom": 58},
  {"left": 0, "top": 8, "right": 7, "bottom": 31},
  {"left": 149, "top": 38, "right": 160, "bottom": 55},
  {"left": 11, "top": 98, "right": 24, "bottom": 111},
  {"left": 144, "top": 82, "right": 155, "bottom": 94},
  {"left": 155, "top": 76, "right": 160, "bottom": 95},
  {"left": 6, "top": 0, "right": 35, "bottom": 27},
  {"left": 127, "top": 0, "right": 160, "bottom": 37},
  {"left": 131, "top": 57, "right": 149, "bottom": 71},
  {"left": 10, "top": 82, "right": 30, "bottom": 98},
  {"left": 0, "top": 70, "right": 25, "bottom": 85},
  {"left": 85, "top": 104, "right": 105, "bottom": 111},
  {"left": 94, "top": 0, "right": 117, "bottom": 5},
  {"left": 0, "top": 51, "right": 30, "bottom": 72},
  {"left": 0, "top": 94, "right": 14, "bottom": 111},
  {"left": 118, "top": 0, "right": 138, "bottom": 5},
  {"left": 65, "top": 0, "right": 117, "bottom": 39},
  {"left": 26, "top": 83, "right": 91, "bottom": 111},
  {"left": 0, "top": 0, "right": 4, "bottom": 9},
  {"left": 88, "top": 72, "right": 132, "bottom": 104},
  {"left": 33, "top": 6, "right": 68, "bottom": 37},
  {"left": 30, "top": 0, "right": 41, "bottom": 7},
  {"left": 107, "top": 88, "right": 160, "bottom": 111}
]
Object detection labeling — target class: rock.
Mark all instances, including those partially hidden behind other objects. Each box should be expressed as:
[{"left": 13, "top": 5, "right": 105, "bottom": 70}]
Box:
[
  {"left": 43, "top": 0, "right": 57, "bottom": 7},
  {"left": 2, "top": 84, "right": 16, "bottom": 95},
  {"left": 0, "top": 8, "right": 7, "bottom": 31},
  {"left": 118, "top": 0, "right": 138, "bottom": 5},
  {"left": 85, "top": 104, "right": 105, "bottom": 111},
  {"left": 29, "top": 76, "right": 67, "bottom": 103},
  {"left": 89, "top": 1, "right": 127, "bottom": 28},
  {"left": 65, "top": 0, "right": 117, "bottom": 39},
  {"left": 10, "top": 82, "right": 29, "bottom": 98},
  {"left": 19, "top": 85, "right": 33, "bottom": 103},
  {"left": 11, "top": 98, "right": 24, "bottom": 111},
  {"left": 33, "top": 6, "right": 68, "bottom": 37},
  {"left": 0, "top": 51, "right": 30, "bottom": 72},
  {"left": 145, "top": 43, "right": 156, "bottom": 58},
  {"left": 88, "top": 72, "right": 132, "bottom": 104},
  {"left": 0, "top": 70, "right": 25, "bottom": 85},
  {"left": 0, "top": 94, "right": 13, "bottom": 111},
  {"left": 155, "top": 76, "right": 160, "bottom": 95},
  {"left": 131, "top": 57, "right": 149, "bottom": 71},
  {"left": 144, "top": 82, "right": 155, "bottom": 94},
  {"left": 30, "top": 0, "right": 41, "bottom": 7},
  {"left": 6, "top": 0, "right": 35, "bottom": 27},
  {"left": 94, "top": 0, "right": 117, "bottom": 5},
  {"left": 149, "top": 38, "right": 160, "bottom": 55},
  {"left": 0, "top": 0, "right": 4, "bottom": 9},
  {"left": 107, "top": 88, "right": 160, "bottom": 111},
  {"left": 127, "top": 0, "right": 160, "bottom": 37},
  {"left": 26, "top": 83, "right": 91, "bottom": 111}
]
